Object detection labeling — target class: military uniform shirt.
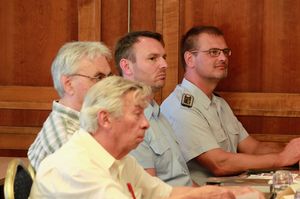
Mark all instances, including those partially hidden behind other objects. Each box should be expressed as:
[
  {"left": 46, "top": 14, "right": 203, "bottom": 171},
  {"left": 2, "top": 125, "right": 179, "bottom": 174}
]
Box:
[
  {"left": 161, "top": 78, "right": 248, "bottom": 184},
  {"left": 130, "top": 101, "right": 193, "bottom": 186}
]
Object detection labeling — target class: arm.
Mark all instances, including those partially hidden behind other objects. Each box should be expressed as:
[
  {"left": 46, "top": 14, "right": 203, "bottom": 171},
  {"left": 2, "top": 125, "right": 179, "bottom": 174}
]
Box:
[
  {"left": 238, "top": 136, "right": 285, "bottom": 154},
  {"left": 196, "top": 137, "right": 300, "bottom": 177},
  {"left": 196, "top": 148, "right": 279, "bottom": 176}
]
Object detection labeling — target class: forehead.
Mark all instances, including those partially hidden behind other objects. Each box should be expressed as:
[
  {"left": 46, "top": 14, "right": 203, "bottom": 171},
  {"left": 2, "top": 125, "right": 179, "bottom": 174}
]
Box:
[
  {"left": 132, "top": 37, "right": 165, "bottom": 56},
  {"left": 122, "top": 91, "right": 143, "bottom": 109},
  {"left": 196, "top": 33, "right": 227, "bottom": 49}
]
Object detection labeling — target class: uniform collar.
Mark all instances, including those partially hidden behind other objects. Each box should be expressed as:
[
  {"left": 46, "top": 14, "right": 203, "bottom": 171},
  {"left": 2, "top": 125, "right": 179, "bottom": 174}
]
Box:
[
  {"left": 144, "top": 100, "right": 160, "bottom": 120},
  {"left": 181, "top": 78, "right": 218, "bottom": 109}
]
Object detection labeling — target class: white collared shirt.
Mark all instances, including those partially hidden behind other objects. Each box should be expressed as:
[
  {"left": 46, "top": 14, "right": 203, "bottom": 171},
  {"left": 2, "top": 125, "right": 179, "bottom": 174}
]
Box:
[{"left": 30, "top": 129, "right": 172, "bottom": 199}]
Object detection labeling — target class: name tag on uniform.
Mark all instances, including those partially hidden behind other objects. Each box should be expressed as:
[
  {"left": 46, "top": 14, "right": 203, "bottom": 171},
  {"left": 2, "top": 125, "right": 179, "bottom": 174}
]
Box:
[{"left": 181, "top": 93, "right": 194, "bottom": 108}]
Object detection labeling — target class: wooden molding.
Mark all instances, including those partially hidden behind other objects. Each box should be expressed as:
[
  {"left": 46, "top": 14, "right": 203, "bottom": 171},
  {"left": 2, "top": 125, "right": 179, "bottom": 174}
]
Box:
[
  {"left": 218, "top": 92, "right": 300, "bottom": 117},
  {"left": 0, "top": 126, "right": 40, "bottom": 150},
  {"left": 251, "top": 134, "right": 298, "bottom": 143},
  {"left": 78, "top": 0, "right": 102, "bottom": 41},
  {"left": 0, "top": 86, "right": 57, "bottom": 110}
]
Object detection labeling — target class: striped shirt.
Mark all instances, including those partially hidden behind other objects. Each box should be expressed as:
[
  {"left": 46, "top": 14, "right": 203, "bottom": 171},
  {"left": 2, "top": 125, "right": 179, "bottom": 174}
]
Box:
[{"left": 27, "top": 101, "right": 80, "bottom": 170}]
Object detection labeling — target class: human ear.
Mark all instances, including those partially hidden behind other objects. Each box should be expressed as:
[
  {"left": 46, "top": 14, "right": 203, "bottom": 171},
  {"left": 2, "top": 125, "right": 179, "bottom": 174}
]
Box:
[
  {"left": 97, "top": 110, "right": 111, "bottom": 129},
  {"left": 61, "top": 75, "right": 74, "bottom": 96},
  {"left": 184, "top": 51, "right": 195, "bottom": 69},
  {"left": 119, "top": 58, "right": 133, "bottom": 76}
]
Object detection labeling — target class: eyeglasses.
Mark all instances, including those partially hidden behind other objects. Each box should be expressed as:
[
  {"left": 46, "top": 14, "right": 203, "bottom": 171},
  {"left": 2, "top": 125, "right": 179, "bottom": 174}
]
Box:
[
  {"left": 190, "top": 48, "right": 232, "bottom": 57},
  {"left": 70, "top": 72, "right": 113, "bottom": 82}
]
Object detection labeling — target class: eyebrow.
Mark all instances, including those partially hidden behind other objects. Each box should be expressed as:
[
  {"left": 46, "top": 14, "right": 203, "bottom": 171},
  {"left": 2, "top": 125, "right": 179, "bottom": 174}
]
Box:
[
  {"left": 94, "top": 71, "right": 112, "bottom": 77},
  {"left": 147, "top": 53, "right": 167, "bottom": 58}
]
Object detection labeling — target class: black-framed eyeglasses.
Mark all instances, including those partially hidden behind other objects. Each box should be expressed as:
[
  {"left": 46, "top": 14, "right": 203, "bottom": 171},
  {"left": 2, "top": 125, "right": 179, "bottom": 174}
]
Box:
[
  {"left": 190, "top": 48, "right": 232, "bottom": 57},
  {"left": 70, "top": 72, "right": 113, "bottom": 82}
]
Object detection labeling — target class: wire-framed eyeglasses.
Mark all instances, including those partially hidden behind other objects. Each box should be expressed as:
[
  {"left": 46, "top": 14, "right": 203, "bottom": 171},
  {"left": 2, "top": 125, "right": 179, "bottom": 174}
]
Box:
[
  {"left": 190, "top": 48, "right": 232, "bottom": 57},
  {"left": 70, "top": 72, "right": 113, "bottom": 82}
]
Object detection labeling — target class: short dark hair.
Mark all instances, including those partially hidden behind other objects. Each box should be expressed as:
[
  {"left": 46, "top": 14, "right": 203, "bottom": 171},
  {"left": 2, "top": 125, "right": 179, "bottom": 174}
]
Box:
[
  {"left": 181, "top": 26, "right": 224, "bottom": 69},
  {"left": 114, "top": 31, "right": 164, "bottom": 75}
]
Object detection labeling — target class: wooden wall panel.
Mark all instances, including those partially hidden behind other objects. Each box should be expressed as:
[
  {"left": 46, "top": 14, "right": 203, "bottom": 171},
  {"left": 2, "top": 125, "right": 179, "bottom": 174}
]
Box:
[
  {"left": 262, "top": 0, "right": 300, "bottom": 92},
  {"left": 78, "top": 0, "right": 101, "bottom": 41},
  {"left": 0, "top": 0, "right": 78, "bottom": 86},
  {"left": 0, "top": 0, "right": 78, "bottom": 156},
  {"left": 1, "top": 0, "right": 300, "bottom": 155},
  {"left": 180, "top": 0, "right": 264, "bottom": 92},
  {"left": 131, "top": 0, "right": 156, "bottom": 31},
  {"left": 161, "top": 0, "right": 180, "bottom": 101}
]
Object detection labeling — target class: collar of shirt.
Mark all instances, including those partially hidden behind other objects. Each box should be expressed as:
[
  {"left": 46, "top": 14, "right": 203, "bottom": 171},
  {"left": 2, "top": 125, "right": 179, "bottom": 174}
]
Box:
[
  {"left": 144, "top": 100, "right": 160, "bottom": 119},
  {"left": 74, "top": 129, "right": 118, "bottom": 172},
  {"left": 53, "top": 100, "right": 80, "bottom": 121},
  {"left": 181, "top": 78, "right": 220, "bottom": 110}
]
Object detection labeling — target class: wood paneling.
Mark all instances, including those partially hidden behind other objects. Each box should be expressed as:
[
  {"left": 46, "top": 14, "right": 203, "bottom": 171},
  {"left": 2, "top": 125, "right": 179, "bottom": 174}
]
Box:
[
  {"left": 1, "top": 0, "right": 300, "bottom": 155},
  {"left": 177, "top": 0, "right": 300, "bottom": 143},
  {"left": 78, "top": 0, "right": 102, "bottom": 41},
  {"left": 219, "top": 92, "right": 300, "bottom": 140},
  {"left": 0, "top": 86, "right": 57, "bottom": 110},
  {"left": 0, "top": 0, "right": 78, "bottom": 86},
  {"left": 161, "top": 0, "right": 180, "bottom": 101},
  {"left": 220, "top": 92, "right": 300, "bottom": 117},
  {"left": 0, "top": 0, "right": 78, "bottom": 156}
]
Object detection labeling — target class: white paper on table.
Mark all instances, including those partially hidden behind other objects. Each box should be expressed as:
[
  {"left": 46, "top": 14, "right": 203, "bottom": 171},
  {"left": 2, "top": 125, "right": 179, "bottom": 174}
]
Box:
[{"left": 283, "top": 195, "right": 294, "bottom": 199}]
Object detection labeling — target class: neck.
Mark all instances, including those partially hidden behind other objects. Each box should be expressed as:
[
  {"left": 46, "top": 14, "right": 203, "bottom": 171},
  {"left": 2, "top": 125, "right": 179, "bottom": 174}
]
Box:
[
  {"left": 184, "top": 72, "right": 219, "bottom": 100},
  {"left": 92, "top": 131, "right": 127, "bottom": 160},
  {"left": 59, "top": 97, "right": 81, "bottom": 111}
]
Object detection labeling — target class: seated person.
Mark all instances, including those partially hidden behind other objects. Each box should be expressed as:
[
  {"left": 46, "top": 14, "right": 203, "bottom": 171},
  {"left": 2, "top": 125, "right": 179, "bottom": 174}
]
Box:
[
  {"left": 30, "top": 76, "right": 263, "bottom": 199},
  {"left": 161, "top": 25, "right": 300, "bottom": 185},
  {"left": 28, "top": 41, "right": 112, "bottom": 170},
  {"left": 115, "top": 30, "right": 194, "bottom": 186}
]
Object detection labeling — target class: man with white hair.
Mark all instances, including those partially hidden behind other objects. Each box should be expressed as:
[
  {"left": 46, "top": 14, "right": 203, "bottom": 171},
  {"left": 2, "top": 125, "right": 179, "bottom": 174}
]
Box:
[
  {"left": 30, "top": 76, "right": 262, "bottom": 199},
  {"left": 28, "top": 41, "right": 112, "bottom": 170}
]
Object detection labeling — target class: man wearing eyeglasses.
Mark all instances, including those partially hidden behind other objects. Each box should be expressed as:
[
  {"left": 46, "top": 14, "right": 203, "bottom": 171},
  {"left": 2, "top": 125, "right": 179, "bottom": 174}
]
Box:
[
  {"left": 161, "top": 26, "right": 300, "bottom": 184},
  {"left": 28, "top": 41, "right": 112, "bottom": 170}
]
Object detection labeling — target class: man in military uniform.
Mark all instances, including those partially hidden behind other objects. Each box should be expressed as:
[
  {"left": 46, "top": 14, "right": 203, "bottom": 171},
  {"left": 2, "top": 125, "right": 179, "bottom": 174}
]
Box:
[
  {"left": 161, "top": 25, "right": 300, "bottom": 185},
  {"left": 114, "top": 31, "right": 195, "bottom": 186}
]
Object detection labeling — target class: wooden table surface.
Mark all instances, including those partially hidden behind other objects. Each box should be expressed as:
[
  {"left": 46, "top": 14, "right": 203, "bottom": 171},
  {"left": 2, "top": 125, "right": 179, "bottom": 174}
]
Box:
[{"left": 0, "top": 157, "right": 28, "bottom": 185}]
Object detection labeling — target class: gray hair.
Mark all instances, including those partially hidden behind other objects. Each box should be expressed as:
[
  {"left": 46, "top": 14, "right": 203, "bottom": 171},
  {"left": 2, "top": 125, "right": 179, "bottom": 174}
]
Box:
[
  {"left": 80, "top": 76, "right": 151, "bottom": 133},
  {"left": 51, "top": 41, "right": 111, "bottom": 97}
]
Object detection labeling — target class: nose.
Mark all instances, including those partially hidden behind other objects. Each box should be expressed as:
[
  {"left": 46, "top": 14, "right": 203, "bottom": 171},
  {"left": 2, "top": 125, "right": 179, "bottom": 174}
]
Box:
[
  {"left": 159, "top": 57, "right": 168, "bottom": 69},
  {"left": 218, "top": 51, "right": 228, "bottom": 61},
  {"left": 141, "top": 114, "right": 150, "bottom": 130}
]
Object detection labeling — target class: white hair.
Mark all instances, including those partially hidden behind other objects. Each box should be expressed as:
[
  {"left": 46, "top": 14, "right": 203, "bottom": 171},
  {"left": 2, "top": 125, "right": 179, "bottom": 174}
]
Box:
[
  {"left": 80, "top": 76, "right": 151, "bottom": 133},
  {"left": 51, "top": 41, "right": 111, "bottom": 97}
]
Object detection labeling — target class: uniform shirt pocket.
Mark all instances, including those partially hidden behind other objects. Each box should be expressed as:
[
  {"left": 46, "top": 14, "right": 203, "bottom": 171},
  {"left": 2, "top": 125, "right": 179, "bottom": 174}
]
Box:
[
  {"left": 211, "top": 126, "right": 230, "bottom": 151},
  {"left": 149, "top": 138, "right": 172, "bottom": 175}
]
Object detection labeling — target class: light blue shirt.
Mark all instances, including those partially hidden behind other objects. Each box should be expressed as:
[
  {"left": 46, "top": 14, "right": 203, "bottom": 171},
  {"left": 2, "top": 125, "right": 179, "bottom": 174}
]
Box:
[
  {"left": 130, "top": 101, "right": 193, "bottom": 186},
  {"left": 161, "top": 78, "right": 249, "bottom": 185}
]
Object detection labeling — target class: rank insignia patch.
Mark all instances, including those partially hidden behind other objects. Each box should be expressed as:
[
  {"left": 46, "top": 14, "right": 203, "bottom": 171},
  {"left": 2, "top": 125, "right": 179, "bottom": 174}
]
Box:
[{"left": 181, "top": 93, "right": 194, "bottom": 108}]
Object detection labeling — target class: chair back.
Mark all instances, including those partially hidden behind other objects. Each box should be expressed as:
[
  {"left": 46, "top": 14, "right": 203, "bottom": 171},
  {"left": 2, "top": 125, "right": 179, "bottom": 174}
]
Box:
[{"left": 4, "top": 158, "right": 34, "bottom": 199}]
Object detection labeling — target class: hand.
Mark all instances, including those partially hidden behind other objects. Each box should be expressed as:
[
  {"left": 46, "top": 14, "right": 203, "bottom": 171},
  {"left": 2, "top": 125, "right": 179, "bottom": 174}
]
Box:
[{"left": 276, "top": 138, "right": 300, "bottom": 167}]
